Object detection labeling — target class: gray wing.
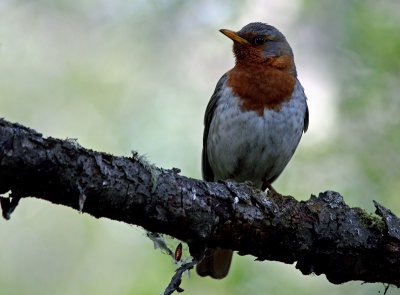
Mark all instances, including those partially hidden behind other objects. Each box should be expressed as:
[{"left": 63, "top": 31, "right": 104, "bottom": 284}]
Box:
[
  {"left": 202, "top": 74, "right": 228, "bottom": 181},
  {"left": 297, "top": 79, "right": 309, "bottom": 133}
]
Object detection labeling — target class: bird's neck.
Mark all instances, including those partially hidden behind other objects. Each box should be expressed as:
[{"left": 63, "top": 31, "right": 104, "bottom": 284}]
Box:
[
  {"left": 227, "top": 56, "right": 296, "bottom": 115},
  {"left": 235, "top": 54, "right": 297, "bottom": 75},
  {"left": 265, "top": 55, "right": 297, "bottom": 76}
]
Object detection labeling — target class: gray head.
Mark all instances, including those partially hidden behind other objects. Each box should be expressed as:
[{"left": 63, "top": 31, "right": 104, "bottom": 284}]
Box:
[{"left": 220, "top": 22, "right": 295, "bottom": 73}]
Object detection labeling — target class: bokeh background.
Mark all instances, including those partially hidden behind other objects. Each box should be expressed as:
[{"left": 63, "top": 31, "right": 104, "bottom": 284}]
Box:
[{"left": 1, "top": 0, "right": 400, "bottom": 294}]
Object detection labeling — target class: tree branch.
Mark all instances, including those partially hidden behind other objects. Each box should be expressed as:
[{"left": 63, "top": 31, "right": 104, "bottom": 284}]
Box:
[{"left": 0, "top": 118, "right": 399, "bottom": 288}]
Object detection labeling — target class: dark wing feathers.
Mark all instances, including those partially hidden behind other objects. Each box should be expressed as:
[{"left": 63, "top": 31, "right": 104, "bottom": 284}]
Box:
[
  {"left": 303, "top": 102, "right": 309, "bottom": 133},
  {"left": 202, "top": 74, "right": 227, "bottom": 181}
]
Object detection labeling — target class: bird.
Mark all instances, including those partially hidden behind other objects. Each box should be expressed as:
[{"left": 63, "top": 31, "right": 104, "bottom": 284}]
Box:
[{"left": 196, "top": 22, "right": 309, "bottom": 279}]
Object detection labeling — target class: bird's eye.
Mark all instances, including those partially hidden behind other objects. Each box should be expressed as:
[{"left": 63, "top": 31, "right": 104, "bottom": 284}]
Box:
[{"left": 254, "top": 37, "right": 265, "bottom": 45}]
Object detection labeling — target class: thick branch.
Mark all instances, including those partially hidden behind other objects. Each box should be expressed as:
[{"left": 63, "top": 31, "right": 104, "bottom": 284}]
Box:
[{"left": 0, "top": 118, "right": 399, "bottom": 287}]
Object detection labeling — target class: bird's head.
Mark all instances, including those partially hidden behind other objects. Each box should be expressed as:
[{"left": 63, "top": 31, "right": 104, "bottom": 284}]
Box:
[{"left": 220, "top": 22, "right": 296, "bottom": 75}]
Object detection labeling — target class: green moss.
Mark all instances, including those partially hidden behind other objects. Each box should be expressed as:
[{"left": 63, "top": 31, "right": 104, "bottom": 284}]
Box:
[
  {"left": 132, "top": 151, "right": 160, "bottom": 193},
  {"left": 359, "top": 211, "right": 385, "bottom": 232}
]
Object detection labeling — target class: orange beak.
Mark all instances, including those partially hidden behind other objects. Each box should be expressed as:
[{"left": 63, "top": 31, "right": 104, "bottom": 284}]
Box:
[{"left": 219, "top": 29, "right": 250, "bottom": 45}]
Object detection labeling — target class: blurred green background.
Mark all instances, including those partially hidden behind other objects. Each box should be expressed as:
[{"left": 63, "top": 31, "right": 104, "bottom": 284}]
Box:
[{"left": 1, "top": 0, "right": 400, "bottom": 294}]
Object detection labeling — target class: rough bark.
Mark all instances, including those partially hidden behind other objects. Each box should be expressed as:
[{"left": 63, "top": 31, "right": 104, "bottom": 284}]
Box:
[{"left": 0, "top": 118, "right": 399, "bottom": 288}]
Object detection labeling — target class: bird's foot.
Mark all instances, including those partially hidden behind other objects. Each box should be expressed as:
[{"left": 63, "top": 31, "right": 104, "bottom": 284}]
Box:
[{"left": 262, "top": 181, "right": 280, "bottom": 197}]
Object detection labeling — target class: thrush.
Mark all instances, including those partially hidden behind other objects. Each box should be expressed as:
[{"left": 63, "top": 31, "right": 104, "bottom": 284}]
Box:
[{"left": 197, "top": 22, "right": 309, "bottom": 279}]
